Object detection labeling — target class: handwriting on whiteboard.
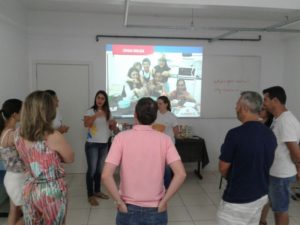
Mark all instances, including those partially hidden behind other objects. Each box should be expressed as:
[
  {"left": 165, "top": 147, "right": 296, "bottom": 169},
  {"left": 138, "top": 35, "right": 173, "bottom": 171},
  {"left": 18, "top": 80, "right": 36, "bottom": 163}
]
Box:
[{"left": 214, "top": 79, "right": 250, "bottom": 94}]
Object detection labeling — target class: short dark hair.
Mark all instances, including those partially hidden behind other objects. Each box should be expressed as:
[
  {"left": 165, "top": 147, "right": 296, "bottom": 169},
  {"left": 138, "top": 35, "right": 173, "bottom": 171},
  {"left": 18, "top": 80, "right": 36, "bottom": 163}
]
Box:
[
  {"left": 127, "top": 67, "right": 140, "bottom": 79},
  {"left": 135, "top": 97, "right": 158, "bottom": 125},
  {"left": 142, "top": 58, "right": 151, "bottom": 65},
  {"left": 263, "top": 86, "right": 286, "bottom": 105},
  {"left": 45, "top": 89, "right": 57, "bottom": 97}
]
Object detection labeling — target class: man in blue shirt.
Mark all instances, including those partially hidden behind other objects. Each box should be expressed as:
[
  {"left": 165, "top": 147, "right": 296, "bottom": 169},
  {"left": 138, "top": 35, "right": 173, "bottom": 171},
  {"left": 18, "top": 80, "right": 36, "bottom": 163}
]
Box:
[{"left": 217, "top": 91, "right": 277, "bottom": 225}]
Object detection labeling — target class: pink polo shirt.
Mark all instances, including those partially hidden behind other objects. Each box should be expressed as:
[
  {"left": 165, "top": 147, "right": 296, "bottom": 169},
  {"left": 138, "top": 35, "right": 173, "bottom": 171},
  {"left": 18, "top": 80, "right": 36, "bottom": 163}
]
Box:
[{"left": 105, "top": 125, "right": 181, "bottom": 207}]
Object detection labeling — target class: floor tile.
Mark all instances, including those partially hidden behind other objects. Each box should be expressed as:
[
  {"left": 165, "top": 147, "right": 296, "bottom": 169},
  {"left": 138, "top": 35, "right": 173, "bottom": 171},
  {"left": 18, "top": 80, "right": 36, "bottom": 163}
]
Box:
[
  {"left": 66, "top": 208, "right": 90, "bottom": 225},
  {"left": 180, "top": 193, "right": 214, "bottom": 206},
  {"left": 88, "top": 208, "right": 116, "bottom": 224},
  {"left": 1, "top": 170, "right": 300, "bottom": 225},
  {"left": 168, "top": 206, "right": 192, "bottom": 221},
  {"left": 187, "top": 205, "right": 217, "bottom": 221}
]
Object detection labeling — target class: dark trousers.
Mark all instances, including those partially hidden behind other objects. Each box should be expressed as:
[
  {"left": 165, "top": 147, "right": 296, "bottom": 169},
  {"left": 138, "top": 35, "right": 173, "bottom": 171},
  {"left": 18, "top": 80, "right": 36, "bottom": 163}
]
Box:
[{"left": 85, "top": 142, "right": 108, "bottom": 197}]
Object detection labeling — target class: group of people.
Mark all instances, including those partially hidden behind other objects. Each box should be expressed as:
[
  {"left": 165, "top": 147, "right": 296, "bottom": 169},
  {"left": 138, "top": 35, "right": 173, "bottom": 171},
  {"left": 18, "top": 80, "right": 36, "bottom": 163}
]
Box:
[
  {"left": 217, "top": 86, "right": 300, "bottom": 225},
  {"left": 122, "top": 55, "right": 196, "bottom": 108},
  {"left": 83, "top": 90, "right": 183, "bottom": 207},
  {"left": 1, "top": 85, "right": 299, "bottom": 225},
  {"left": 0, "top": 90, "right": 74, "bottom": 225},
  {"left": 0, "top": 88, "right": 186, "bottom": 225}
]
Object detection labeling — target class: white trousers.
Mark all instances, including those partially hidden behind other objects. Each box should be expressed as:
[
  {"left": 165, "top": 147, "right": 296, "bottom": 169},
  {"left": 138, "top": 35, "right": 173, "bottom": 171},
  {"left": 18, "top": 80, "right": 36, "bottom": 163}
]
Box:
[
  {"left": 217, "top": 195, "right": 268, "bottom": 225},
  {"left": 4, "top": 171, "right": 25, "bottom": 206}
]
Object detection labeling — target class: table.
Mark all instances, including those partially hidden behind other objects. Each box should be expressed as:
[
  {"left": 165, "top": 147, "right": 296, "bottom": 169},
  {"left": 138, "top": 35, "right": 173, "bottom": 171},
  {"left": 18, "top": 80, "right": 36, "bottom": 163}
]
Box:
[{"left": 175, "top": 136, "right": 209, "bottom": 179}]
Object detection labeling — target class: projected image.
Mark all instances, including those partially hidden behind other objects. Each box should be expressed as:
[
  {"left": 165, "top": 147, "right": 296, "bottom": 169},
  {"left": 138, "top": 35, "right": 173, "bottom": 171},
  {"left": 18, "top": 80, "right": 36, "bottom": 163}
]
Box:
[{"left": 106, "top": 44, "right": 203, "bottom": 117}]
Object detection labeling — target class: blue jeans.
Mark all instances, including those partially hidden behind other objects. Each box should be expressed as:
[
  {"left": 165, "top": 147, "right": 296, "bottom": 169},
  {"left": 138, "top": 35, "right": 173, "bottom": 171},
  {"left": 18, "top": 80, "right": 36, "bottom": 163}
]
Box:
[
  {"left": 85, "top": 142, "right": 108, "bottom": 197},
  {"left": 116, "top": 204, "right": 167, "bottom": 225},
  {"left": 269, "top": 175, "right": 296, "bottom": 212}
]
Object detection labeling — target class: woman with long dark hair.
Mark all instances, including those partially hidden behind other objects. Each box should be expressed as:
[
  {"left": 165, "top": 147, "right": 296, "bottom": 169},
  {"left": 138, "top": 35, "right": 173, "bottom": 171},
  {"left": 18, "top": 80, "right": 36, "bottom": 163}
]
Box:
[{"left": 83, "top": 90, "right": 116, "bottom": 206}]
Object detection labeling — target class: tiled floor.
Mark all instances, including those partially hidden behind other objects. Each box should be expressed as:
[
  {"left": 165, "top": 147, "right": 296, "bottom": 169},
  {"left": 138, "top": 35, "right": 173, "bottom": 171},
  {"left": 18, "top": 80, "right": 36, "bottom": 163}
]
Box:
[{"left": 0, "top": 169, "right": 300, "bottom": 225}]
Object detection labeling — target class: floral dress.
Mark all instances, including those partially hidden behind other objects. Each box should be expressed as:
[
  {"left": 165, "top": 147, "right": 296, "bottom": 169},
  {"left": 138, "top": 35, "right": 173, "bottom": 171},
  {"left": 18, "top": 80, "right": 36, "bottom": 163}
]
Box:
[{"left": 15, "top": 130, "right": 67, "bottom": 225}]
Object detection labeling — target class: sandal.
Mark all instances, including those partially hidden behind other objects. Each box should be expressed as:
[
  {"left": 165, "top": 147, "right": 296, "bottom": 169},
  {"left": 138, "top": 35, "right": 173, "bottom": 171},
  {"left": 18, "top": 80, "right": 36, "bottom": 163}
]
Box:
[{"left": 88, "top": 196, "right": 99, "bottom": 206}]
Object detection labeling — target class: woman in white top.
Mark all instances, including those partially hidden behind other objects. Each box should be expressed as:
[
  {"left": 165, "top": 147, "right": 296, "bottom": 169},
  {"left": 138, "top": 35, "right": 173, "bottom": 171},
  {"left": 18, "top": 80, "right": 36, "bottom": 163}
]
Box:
[
  {"left": 154, "top": 96, "right": 179, "bottom": 143},
  {"left": 153, "top": 96, "right": 179, "bottom": 188},
  {"left": 0, "top": 99, "right": 24, "bottom": 225},
  {"left": 84, "top": 90, "right": 116, "bottom": 206}
]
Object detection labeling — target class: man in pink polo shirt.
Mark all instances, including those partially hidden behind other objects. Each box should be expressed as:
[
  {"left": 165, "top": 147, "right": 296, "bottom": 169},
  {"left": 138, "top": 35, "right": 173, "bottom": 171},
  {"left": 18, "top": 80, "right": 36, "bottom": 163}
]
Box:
[{"left": 102, "top": 97, "right": 186, "bottom": 225}]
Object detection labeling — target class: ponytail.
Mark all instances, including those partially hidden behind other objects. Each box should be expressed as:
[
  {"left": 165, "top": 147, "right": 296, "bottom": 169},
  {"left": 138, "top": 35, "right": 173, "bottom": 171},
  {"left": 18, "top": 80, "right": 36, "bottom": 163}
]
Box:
[{"left": 0, "top": 99, "right": 22, "bottom": 134}]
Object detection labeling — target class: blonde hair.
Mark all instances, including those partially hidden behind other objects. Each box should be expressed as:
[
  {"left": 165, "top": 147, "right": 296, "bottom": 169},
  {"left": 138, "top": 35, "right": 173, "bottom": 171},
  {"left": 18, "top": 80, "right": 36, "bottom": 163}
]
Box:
[{"left": 20, "top": 90, "right": 56, "bottom": 141}]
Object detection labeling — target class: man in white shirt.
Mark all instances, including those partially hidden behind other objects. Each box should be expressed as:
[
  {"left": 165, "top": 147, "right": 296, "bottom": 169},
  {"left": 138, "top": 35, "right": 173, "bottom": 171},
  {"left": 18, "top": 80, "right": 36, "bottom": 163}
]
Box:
[{"left": 263, "top": 86, "right": 300, "bottom": 225}]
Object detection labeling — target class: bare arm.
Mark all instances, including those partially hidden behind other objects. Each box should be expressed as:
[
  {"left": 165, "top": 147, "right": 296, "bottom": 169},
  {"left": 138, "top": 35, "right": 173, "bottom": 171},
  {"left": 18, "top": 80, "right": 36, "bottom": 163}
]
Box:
[
  {"left": 296, "top": 163, "right": 300, "bottom": 181},
  {"left": 102, "top": 162, "right": 128, "bottom": 212},
  {"left": 219, "top": 160, "right": 231, "bottom": 178},
  {"left": 286, "top": 142, "right": 300, "bottom": 162},
  {"left": 84, "top": 115, "right": 97, "bottom": 128},
  {"left": 48, "top": 131, "right": 74, "bottom": 163},
  {"left": 84, "top": 110, "right": 104, "bottom": 128},
  {"left": 108, "top": 119, "right": 118, "bottom": 132},
  {"left": 158, "top": 160, "right": 186, "bottom": 212}
]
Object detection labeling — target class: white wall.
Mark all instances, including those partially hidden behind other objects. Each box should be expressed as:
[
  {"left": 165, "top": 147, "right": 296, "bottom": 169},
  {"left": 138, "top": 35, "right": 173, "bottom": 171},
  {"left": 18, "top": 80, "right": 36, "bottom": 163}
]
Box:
[
  {"left": 26, "top": 11, "right": 288, "bottom": 171},
  {"left": 283, "top": 37, "right": 300, "bottom": 120},
  {"left": 0, "top": 0, "right": 28, "bottom": 103}
]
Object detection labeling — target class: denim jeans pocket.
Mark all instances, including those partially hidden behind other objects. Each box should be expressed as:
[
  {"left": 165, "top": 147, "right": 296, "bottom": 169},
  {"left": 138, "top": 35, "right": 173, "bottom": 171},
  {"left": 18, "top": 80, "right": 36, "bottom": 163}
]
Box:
[
  {"left": 147, "top": 210, "right": 168, "bottom": 225},
  {"left": 116, "top": 208, "right": 167, "bottom": 225},
  {"left": 116, "top": 211, "right": 134, "bottom": 225}
]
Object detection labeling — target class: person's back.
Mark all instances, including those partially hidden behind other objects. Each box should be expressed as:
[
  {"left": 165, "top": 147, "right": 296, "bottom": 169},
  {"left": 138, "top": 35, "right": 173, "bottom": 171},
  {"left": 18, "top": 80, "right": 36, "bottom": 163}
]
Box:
[
  {"left": 102, "top": 97, "right": 186, "bottom": 225},
  {"left": 15, "top": 131, "right": 65, "bottom": 184},
  {"left": 14, "top": 90, "right": 74, "bottom": 225},
  {"left": 109, "top": 125, "right": 178, "bottom": 206},
  {"left": 221, "top": 121, "right": 276, "bottom": 203},
  {"left": 217, "top": 91, "right": 277, "bottom": 225},
  {"left": 0, "top": 130, "right": 24, "bottom": 174}
]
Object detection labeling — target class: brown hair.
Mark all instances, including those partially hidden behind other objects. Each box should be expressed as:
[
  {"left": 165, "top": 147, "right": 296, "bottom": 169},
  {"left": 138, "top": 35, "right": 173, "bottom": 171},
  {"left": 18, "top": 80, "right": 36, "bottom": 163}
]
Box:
[
  {"left": 157, "top": 96, "right": 171, "bottom": 111},
  {"left": 20, "top": 91, "right": 56, "bottom": 141}
]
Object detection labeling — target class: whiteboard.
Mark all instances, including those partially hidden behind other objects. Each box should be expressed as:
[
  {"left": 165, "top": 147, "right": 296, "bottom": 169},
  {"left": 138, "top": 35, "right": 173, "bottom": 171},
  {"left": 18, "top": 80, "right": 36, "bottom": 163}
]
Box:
[{"left": 201, "top": 55, "right": 261, "bottom": 118}]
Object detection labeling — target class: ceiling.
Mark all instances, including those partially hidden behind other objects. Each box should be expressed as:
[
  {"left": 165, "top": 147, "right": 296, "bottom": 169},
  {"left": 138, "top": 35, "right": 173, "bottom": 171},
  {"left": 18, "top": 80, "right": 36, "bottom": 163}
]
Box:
[
  {"left": 18, "top": 0, "right": 300, "bottom": 40},
  {"left": 18, "top": 0, "right": 300, "bottom": 21}
]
